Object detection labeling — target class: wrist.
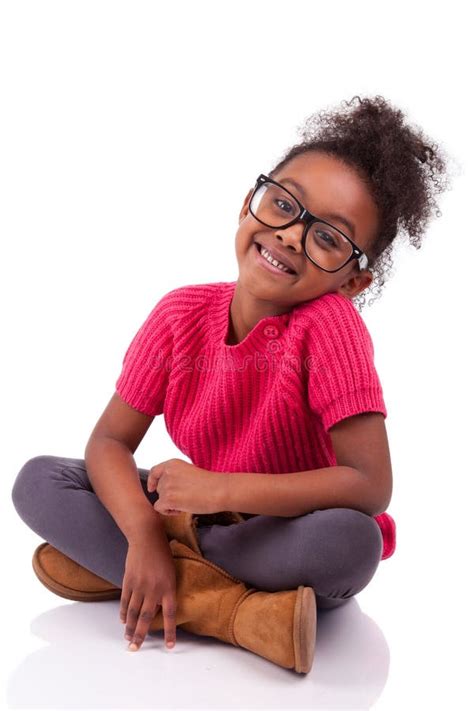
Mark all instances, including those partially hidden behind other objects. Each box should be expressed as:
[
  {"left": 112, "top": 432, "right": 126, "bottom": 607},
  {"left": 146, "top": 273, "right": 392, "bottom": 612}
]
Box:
[
  {"left": 125, "top": 511, "right": 167, "bottom": 545},
  {"left": 215, "top": 472, "right": 232, "bottom": 512}
]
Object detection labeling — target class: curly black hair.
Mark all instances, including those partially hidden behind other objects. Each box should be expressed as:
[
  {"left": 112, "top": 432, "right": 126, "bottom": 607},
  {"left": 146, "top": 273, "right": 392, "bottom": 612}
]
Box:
[{"left": 268, "top": 95, "right": 456, "bottom": 311}]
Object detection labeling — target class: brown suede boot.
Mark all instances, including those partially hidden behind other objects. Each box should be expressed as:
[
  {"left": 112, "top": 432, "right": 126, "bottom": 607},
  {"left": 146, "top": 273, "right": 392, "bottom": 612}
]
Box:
[
  {"left": 31, "top": 510, "right": 246, "bottom": 602},
  {"left": 32, "top": 541, "right": 122, "bottom": 602},
  {"left": 150, "top": 538, "right": 317, "bottom": 674}
]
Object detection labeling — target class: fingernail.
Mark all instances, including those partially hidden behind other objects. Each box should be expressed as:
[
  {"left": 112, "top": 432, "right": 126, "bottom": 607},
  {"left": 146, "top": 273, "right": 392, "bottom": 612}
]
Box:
[
  {"left": 128, "top": 643, "right": 138, "bottom": 651},
  {"left": 166, "top": 641, "right": 175, "bottom": 649},
  {"left": 125, "top": 634, "right": 132, "bottom": 641}
]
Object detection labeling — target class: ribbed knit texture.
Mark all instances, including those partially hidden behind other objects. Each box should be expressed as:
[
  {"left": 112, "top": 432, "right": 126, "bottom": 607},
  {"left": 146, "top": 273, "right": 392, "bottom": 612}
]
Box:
[{"left": 115, "top": 280, "right": 396, "bottom": 560}]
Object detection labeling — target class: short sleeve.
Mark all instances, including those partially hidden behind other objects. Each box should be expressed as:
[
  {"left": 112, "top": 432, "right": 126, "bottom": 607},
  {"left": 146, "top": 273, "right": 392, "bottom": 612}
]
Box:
[
  {"left": 115, "top": 292, "right": 175, "bottom": 417},
  {"left": 306, "top": 293, "right": 387, "bottom": 432}
]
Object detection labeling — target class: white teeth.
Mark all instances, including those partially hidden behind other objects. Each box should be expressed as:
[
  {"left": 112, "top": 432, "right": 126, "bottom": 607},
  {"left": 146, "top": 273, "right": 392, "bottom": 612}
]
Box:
[{"left": 260, "top": 247, "right": 292, "bottom": 273}]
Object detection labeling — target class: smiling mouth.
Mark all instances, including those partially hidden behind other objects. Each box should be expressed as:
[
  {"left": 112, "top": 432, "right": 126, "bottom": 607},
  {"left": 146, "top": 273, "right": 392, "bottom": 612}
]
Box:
[{"left": 254, "top": 241, "right": 297, "bottom": 275}]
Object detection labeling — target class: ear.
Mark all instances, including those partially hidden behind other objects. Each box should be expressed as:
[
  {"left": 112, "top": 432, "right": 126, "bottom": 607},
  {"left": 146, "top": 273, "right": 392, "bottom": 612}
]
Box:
[
  {"left": 239, "top": 188, "right": 254, "bottom": 223},
  {"left": 337, "top": 268, "right": 373, "bottom": 299}
]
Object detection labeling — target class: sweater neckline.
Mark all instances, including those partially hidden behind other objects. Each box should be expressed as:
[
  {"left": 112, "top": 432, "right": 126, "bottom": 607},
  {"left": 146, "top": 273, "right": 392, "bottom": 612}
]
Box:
[{"left": 209, "top": 281, "right": 292, "bottom": 351}]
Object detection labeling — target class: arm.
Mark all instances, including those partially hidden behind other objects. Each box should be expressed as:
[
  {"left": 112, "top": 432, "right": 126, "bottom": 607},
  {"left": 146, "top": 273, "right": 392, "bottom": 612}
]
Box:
[
  {"left": 220, "top": 465, "right": 376, "bottom": 518},
  {"left": 220, "top": 413, "right": 392, "bottom": 518},
  {"left": 84, "top": 392, "right": 168, "bottom": 543},
  {"left": 88, "top": 291, "right": 175, "bottom": 540}
]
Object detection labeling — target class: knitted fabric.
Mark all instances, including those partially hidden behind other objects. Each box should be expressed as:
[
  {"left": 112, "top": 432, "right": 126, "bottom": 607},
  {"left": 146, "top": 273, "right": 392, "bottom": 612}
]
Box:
[{"left": 115, "top": 281, "right": 396, "bottom": 560}]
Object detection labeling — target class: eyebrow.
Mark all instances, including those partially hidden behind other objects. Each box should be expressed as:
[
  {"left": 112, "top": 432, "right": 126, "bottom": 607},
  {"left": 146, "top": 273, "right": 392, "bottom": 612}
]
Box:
[{"left": 279, "top": 177, "right": 356, "bottom": 238}]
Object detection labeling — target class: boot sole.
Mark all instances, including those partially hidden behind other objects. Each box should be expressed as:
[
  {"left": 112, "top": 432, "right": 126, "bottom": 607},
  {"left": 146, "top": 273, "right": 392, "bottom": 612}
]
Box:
[
  {"left": 32, "top": 542, "right": 121, "bottom": 602},
  {"left": 293, "top": 585, "right": 317, "bottom": 674}
]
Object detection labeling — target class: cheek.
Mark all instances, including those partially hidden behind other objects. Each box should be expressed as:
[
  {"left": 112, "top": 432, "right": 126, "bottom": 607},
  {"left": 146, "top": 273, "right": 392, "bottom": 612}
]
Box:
[
  {"left": 235, "top": 228, "right": 253, "bottom": 257},
  {"left": 295, "top": 263, "right": 338, "bottom": 297}
]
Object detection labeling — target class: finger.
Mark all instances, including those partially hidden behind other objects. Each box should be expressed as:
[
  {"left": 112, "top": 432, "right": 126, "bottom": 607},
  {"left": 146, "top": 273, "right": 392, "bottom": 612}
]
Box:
[
  {"left": 128, "top": 596, "right": 160, "bottom": 651},
  {"left": 146, "top": 465, "right": 162, "bottom": 492},
  {"left": 125, "top": 591, "right": 144, "bottom": 648},
  {"left": 161, "top": 591, "right": 177, "bottom": 649},
  {"left": 120, "top": 585, "right": 132, "bottom": 624}
]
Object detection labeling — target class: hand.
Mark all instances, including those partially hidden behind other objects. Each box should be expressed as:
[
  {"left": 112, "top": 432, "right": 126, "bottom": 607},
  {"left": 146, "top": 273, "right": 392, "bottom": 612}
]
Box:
[
  {"left": 120, "top": 531, "right": 177, "bottom": 652},
  {"left": 146, "top": 458, "right": 225, "bottom": 515}
]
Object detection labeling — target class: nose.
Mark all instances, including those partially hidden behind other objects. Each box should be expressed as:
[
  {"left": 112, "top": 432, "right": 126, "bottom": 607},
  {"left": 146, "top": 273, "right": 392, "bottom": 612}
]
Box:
[{"left": 274, "top": 222, "right": 305, "bottom": 252}]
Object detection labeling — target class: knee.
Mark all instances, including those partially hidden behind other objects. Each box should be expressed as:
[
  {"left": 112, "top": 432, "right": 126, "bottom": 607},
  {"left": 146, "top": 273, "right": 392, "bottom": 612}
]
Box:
[
  {"left": 327, "top": 507, "right": 383, "bottom": 568},
  {"left": 304, "top": 507, "right": 383, "bottom": 590},
  {"left": 11, "top": 455, "right": 59, "bottom": 516}
]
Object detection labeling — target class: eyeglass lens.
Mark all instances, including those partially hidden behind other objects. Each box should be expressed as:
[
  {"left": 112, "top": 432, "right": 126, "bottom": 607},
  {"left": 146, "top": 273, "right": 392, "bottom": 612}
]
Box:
[{"left": 250, "top": 181, "right": 353, "bottom": 271}]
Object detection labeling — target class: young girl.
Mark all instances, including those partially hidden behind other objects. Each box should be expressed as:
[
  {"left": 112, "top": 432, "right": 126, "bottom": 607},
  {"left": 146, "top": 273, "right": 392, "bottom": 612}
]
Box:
[{"left": 11, "top": 95, "right": 451, "bottom": 673}]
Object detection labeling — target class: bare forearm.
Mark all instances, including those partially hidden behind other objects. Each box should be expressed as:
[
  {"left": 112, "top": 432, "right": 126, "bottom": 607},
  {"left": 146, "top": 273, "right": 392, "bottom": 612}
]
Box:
[
  {"left": 84, "top": 436, "right": 166, "bottom": 543},
  {"left": 220, "top": 466, "right": 381, "bottom": 518}
]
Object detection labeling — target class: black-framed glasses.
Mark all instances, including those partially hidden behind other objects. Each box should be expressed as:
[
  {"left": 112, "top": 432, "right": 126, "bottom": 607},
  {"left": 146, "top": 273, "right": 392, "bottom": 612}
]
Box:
[{"left": 249, "top": 174, "right": 369, "bottom": 273}]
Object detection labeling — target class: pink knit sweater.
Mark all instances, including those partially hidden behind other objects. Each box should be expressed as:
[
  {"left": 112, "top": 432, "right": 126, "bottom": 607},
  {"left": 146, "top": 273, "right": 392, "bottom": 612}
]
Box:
[{"left": 115, "top": 280, "right": 396, "bottom": 560}]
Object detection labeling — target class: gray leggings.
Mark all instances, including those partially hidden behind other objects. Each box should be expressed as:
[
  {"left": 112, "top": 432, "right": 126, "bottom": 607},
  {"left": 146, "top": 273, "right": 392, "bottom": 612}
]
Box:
[{"left": 11, "top": 455, "right": 384, "bottom": 610}]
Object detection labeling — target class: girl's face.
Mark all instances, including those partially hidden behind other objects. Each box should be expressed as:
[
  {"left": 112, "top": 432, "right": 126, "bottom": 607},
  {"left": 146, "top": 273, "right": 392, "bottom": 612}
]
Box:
[{"left": 235, "top": 151, "right": 380, "bottom": 307}]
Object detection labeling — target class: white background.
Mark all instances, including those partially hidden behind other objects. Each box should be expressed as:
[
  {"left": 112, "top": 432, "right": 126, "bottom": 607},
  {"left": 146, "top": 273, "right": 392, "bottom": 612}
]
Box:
[{"left": 1, "top": 1, "right": 472, "bottom": 708}]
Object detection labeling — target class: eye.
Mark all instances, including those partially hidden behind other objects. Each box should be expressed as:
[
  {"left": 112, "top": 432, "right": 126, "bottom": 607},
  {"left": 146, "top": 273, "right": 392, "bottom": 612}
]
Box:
[
  {"left": 274, "top": 198, "right": 296, "bottom": 215},
  {"left": 316, "top": 230, "right": 337, "bottom": 247}
]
